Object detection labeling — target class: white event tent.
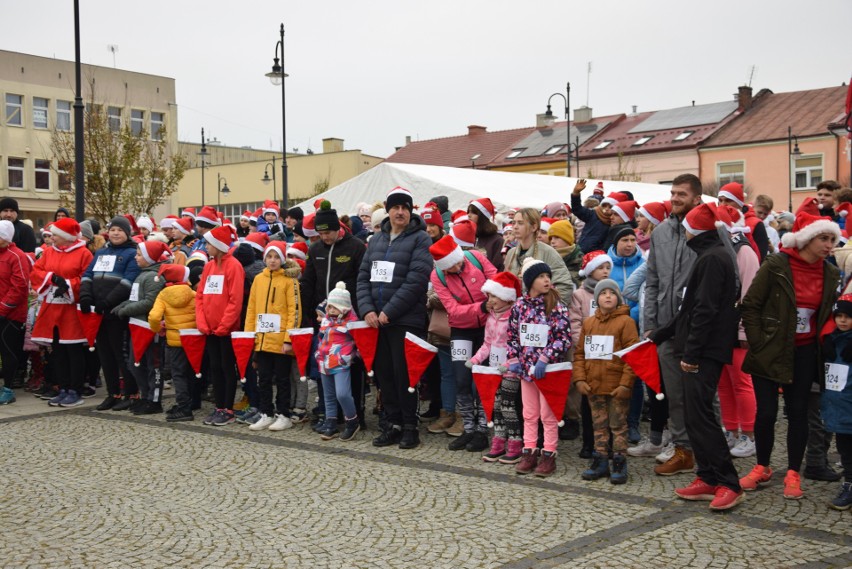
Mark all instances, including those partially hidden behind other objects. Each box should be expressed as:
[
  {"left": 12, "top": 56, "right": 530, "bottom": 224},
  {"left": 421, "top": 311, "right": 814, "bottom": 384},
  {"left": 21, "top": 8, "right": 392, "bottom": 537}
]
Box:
[{"left": 294, "top": 162, "right": 685, "bottom": 216}]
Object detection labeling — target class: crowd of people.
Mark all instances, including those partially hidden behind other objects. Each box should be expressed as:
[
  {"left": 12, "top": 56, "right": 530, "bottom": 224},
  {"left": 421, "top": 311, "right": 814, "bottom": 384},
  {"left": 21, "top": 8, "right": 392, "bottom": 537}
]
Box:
[{"left": 0, "top": 174, "right": 851, "bottom": 514}]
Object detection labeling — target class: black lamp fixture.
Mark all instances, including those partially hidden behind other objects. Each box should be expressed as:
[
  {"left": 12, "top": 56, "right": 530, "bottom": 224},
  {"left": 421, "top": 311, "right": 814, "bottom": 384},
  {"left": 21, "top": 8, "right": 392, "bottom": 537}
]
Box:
[
  {"left": 217, "top": 173, "right": 230, "bottom": 208},
  {"left": 261, "top": 155, "right": 277, "bottom": 202},
  {"left": 198, "top": 128, "right": 209, "bottom": 208},
  {"left": 543, "top": 82, "right": 576, "bottom": 177},
  {"left": 787, "top": 125, "right": 802, "bottom": 212},
  {"left": 265, "top": 24, "right": 289, "bottom": 209}
]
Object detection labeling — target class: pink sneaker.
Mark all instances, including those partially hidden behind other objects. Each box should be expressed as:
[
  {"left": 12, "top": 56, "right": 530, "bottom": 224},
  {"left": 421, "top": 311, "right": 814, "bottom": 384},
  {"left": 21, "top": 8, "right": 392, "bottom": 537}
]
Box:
[{"left": 482, "top": 436, "right": 506, "bottom": 462}]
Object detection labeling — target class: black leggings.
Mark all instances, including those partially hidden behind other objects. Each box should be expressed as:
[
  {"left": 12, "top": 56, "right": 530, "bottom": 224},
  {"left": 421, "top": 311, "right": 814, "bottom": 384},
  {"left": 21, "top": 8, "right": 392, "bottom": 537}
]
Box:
[
  {"left": 206, "top": 335, "right": 238, "bottom": 410},
  {"left": 836, "top": 433, "right": 852, "bottom": 483},
  {"left": 752, "top": 343, "right": 816, "bottom": 472},
  {"left": 0, "top": 318, "right": 24, "bottom": 388}
]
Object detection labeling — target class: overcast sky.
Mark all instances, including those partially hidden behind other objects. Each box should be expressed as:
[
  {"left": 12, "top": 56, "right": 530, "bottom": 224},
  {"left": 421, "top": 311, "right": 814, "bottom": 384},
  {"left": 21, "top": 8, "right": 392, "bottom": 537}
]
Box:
[{"left": 3, "top": 1, "right": 850, "bottom": 158}]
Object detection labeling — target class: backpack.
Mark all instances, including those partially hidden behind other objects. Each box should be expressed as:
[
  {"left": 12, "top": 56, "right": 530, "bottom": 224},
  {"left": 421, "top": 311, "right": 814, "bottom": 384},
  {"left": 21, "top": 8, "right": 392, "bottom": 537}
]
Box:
[{"left": 435, "top": 250, "right": 483, "bottom": 302}]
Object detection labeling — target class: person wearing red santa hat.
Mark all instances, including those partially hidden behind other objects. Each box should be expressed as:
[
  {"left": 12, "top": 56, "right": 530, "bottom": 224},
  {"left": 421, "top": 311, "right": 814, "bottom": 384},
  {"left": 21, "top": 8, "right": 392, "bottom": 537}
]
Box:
[
  {"left": 650, "top": 202, "right": 745, "bottom": 510},
  {"left": 739, "top": 209, "right": 841, "bottom": 500},
  {"left": 571, "top": 179, "right": 617, "bottom": 253},
  {"left": 636, "top": 202, "right": 667, "bottom": 252},
  {"left": 30, "top": 217, "right": 93, "bottom": 407},
  {"left": 258, "top": 200, "right": 285, "bottom": 237},
  {"left": 168, "top": 216, "right": 196, "bottom": 266},
  {"left": 136, "top": 215, "right": 155, "bottom": 240},
  {"left": 420, "top": 207, "right": 444, "bottom": 243},
  {"left": 466, "top": 198, "right": 504, "bottom": 270},
  {"left": 190, "top": 205, "right": 221, "bottom": 254},
  {"left": 717, "top": 182, "right": 769, "bottom": 261},
  {"left": 0, "top": 219, "right": 31, "bottom": 405},
  {"left": 149, "top": 263, "right": 197, "bottom": 421},
  {"left": 197, "top": 224, "right": 245, "bottom": 426},
  {"left": 602, "top": 200, "right": 638, "bottom": 251}
]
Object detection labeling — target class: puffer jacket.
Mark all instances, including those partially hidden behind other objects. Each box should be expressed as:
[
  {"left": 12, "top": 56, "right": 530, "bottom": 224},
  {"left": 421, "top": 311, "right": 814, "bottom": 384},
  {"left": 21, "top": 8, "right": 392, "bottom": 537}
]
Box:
[
  {"left": 643, "top": 214, "right": 696, "bottom": 334},
  {"left": 821, "top": 328, "right": 852, "bottom": 434},
  {"left": 113, "top": 262, "right": 165, "bottom": 319},
  {"left": 356, "top": 215, "right": 433, "bottom": 329},
  {"left": 469, "top": 306, "right": 511, "bottom": 367},
  {"left": 245, "top": 260, "right": 302, "bottom": 353},
  {"left": 742, "top": 251, "right": 839, "bottom": 384},
  {"left": 623, "top": 262, "right": 647, "bottom": 336},
  {"left": 569, "top": 280, "right": 597, "bottom": 346},
  {"left": 148, "top": 283, "right": 196, "bottom": 347},
  {"left": 0, "top": 242, "right": 30, "bottom": 323},
  {"left": 431, "top": 250, "right": 497, "bottom": 329},
  {"left": 572, "top": 304, "right": 639, "bottom": 395},
  {"left": 79, "top": 240, "right": 140, "bottom": 312},
  {"left": 196, "top": 251, "right": 245, "bottom": 336},
  {"left": 506, "top": 294, "right": 571, "bottom": 382},
  {"left": 607, "top": 245, "right": 644, "bottom": 324},
  {"left": 315, "top": 309, "right": 359, "bottom": 375}
]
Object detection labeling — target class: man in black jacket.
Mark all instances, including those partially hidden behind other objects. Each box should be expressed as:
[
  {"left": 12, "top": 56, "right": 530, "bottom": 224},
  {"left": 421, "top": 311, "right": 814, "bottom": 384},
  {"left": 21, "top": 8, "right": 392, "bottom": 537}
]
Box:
[
  {"left": 0, "top": 198, "right": 36, "bottom": 253},
  {"left": 652, "top": 202, "right": 743, "bottom": 510}
]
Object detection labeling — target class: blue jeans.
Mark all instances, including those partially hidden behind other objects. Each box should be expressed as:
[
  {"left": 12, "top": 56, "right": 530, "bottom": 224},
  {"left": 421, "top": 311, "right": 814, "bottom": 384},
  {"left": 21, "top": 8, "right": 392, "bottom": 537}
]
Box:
[
  {"left": 321, "top": 369, "right": 356, "bottom": 420},
  {"left": 437, "top": 346, "right": 456, "bottom": 413},
  {"left": 628, "top": 379, "right": 644, "bottom": 430}
]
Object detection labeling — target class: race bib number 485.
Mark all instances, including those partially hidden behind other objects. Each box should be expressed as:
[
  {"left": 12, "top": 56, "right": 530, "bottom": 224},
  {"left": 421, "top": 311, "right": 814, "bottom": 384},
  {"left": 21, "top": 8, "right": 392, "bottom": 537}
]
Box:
[{"left": 519, "top": 323, "right": 548, "bottom": 348}]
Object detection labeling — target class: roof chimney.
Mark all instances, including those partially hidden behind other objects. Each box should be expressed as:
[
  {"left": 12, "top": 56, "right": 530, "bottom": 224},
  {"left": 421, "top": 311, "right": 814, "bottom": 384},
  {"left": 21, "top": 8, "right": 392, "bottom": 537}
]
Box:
[
  {"left": 467, "top": 125, "right": 487, "bottom": 135},
  {"left": 322, "top": 138, "right": 344, "bottom": 153},
  {"left": 405, "top": 135, "right": 411, "bottom": 145},
  {"left": 536, "top": 113, "right": 552, "bottom": 128},
  {"left": 574, "top": 106, "right": 593, "bottom": 123},
  {"left": 737, "top": 85, "right": 753, "bottom": 112},
  {"left": 630, "top": 105, "right": 638, "bottom": 115}
]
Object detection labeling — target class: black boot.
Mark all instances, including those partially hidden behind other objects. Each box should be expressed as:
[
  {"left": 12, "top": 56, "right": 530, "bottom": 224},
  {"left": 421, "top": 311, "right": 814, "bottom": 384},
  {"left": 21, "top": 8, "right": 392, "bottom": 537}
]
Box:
[
  {"left": 399, "top": 425, "right": 420, "bottom": 449},
  {"left": 340, "top": 417, "right": 361, "bottom": 441},
  {"left": 373, "top": 425, "right": 403, "bottom": 447},
  {"left": 559, "top": 419, "right": 580, "bottom": 441}
]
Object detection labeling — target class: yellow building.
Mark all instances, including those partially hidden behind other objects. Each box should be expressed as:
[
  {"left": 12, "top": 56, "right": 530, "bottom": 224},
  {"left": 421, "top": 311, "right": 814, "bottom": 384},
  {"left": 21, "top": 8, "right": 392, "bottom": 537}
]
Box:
[
  {"left": 0, "top": 49, "right": 177, "bottom": 228},
  {"left": 167, "top": 138, "right": 383, "bottom": 222}
]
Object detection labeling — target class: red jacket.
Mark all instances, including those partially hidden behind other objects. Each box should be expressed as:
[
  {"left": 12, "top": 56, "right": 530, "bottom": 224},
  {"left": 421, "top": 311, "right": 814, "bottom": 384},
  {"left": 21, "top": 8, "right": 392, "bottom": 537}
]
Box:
[
  {"left": 30, "top": 240, "right": 93, "bottom": 344},
  {"left": 0, "top": 242, "right": 30, "bottom": 322},
  {"left": 196, "top": 252, "right": 245, "bottom": 336}
]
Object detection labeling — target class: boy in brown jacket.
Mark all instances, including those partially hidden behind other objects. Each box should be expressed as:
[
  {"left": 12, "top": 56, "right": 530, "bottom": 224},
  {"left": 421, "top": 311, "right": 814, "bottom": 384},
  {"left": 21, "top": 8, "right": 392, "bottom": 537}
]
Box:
[{"left": 574, "top": 278, "right": 639, "bottom": 484}]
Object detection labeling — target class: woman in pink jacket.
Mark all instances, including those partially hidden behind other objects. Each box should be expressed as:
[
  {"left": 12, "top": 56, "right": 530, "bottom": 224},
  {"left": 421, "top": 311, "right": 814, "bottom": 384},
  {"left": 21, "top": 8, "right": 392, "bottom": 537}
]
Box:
[{"left": 429, "top": 234, "right": 497, "bottom": 453}]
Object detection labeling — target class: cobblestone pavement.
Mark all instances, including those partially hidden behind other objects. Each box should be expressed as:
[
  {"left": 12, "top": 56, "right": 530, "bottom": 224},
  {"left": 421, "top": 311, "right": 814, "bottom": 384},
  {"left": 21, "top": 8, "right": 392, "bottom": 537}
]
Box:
[{"left": 1, "top": 392, "right": 849, "bottom": 569}]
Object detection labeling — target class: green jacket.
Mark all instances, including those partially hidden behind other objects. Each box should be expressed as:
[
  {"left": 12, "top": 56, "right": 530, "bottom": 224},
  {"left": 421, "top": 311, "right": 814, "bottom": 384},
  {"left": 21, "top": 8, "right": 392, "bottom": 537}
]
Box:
[
  {"left": 741, "top": 253, "right": 839, "bottom": 384},
  {"left": 113, "top": 262, "right": 166, "bottom": 319}
]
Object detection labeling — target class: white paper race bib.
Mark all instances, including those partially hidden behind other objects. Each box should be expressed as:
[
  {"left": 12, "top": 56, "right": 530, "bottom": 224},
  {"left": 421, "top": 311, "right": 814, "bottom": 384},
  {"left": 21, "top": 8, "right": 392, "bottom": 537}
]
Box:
[
  {"left": 489, "top": 346, "right": 507, "bottom": 367},
  {"left": 519, "top": 323, "right": 548, "bottom": 347},
  {"left": 588, "top": 299, "right": 598, "bottom": 317},
  {"left": 129, "top": 282, "right": 140, "bottom": 302},
  {"left": 256, "top": 313, "right": 281, "bottom": 333},
  {"left": 451, "top": 339, "right": 472, "bottom": 362},
  {"left": 93, "top": 255, "right": 117, "bottom": 272},
  {"left": 203, "top": 275, "right": 224, "bottom": 295},
  {"left": 825, "top": 363, "right": 849, "bottom": 392},
  {"left": 796, "top": 307, "right": 815, "bottom": 334},
  {"left": 46, "top": 285, "right": 72, "bottom": 304},
  {"left": 370, "top": 261, "right": 395, "bottom": 283},
  {"left": 584, "top": 335, "right": 614, "bottom": 360}
]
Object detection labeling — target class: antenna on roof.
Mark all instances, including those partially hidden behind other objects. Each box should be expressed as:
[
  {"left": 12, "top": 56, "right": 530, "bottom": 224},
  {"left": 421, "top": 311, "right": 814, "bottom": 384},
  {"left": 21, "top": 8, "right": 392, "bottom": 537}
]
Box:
[
  {"left": 747, "top": 65, "right": 757, "bottom": 88},
  {"left": 107, "top": 44, "right": 118, "bottom": 68},
  {"left": 586, "top": 61, "right": 592, "bottom": 107}
]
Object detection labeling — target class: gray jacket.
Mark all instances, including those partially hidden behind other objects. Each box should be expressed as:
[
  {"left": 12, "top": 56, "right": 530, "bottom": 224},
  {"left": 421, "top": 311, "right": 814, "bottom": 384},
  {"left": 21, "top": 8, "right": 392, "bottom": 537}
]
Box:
[
  {"left": 357, "top": 214, "right": 433, "bottom": 329},
  {"left": 643, "top": 215, "right": 696, "bottom": 333}
]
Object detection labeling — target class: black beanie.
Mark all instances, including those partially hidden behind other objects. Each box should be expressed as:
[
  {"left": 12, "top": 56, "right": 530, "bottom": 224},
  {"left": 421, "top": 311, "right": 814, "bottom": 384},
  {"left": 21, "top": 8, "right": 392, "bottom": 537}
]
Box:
[
  {"left": 612, "top": 225, "right": 636, "bottom": 248},
  {"left": 287, "top": 207, "right": 304, "bottom": 222},
  {"left": 314, "top": 200, "right": 340, "bottom": 232},
  {"left": 0, "top": 197, "right": 19, "bottom": 213},
  {"left": 108, "top": 216, "right": 132, "bottom": 240}
]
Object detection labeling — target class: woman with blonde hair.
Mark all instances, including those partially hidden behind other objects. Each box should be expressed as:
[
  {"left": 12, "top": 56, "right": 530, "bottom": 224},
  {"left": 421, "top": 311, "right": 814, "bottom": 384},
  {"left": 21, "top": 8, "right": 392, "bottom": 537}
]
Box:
[{"left": 504, "top": 208, "right": 573, "bottom": 300}]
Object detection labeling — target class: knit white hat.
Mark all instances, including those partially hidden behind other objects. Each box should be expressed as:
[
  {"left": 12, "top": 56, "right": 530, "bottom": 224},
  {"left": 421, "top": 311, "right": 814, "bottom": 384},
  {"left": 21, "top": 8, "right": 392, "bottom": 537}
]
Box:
[{"left": 327, "top": 281, "right": 352, "bottom": 313}]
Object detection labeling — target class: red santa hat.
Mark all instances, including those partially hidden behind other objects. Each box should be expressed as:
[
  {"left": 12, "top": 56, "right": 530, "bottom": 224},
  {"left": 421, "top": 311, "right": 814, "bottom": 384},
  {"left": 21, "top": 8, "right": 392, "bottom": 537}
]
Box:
[
  {"left": 49, "top": 218, "right": 81, "bottom": 242},
  {"left": 263, "top": 242, "right": 287, "bottom": 262},
  {"left": 718, "top": 182, "right": 745, "bottom": 208},
  {"left": 429, "top": 234, "right": 464, "bottom": 270},
  {"left": 195, "top": 205, "right": 221, "bottom": 227},
  {"left": 682, "top": 202, "right": 719, "bottom": 236},
  {"left": 173, "top": 216, "right": 194, "bottom": 236},
  {"left": 601, "top": 191, "right": 629, "bottom": 207},
  {"left": 262, "top": 199, "right": 280, "bottom": 219},
  {"left": 639, "top": 202, "right": 667, "bottom": 227},
  {"left": 481, "top": 272, "right": 522, "bottom": 302},
  {"left": 663, "top": 201, "right": 673, "bottom": 216},
  {"left": 155, "top": 263, "right": 190, "bottom": 284},
  {"left": 287, "top": 241, "right": 308, "bottom": 260},
  {"left": 540, "top": 217, "right": 555, "bottom": 233},
  {"left": 250, "top": 208, "right": 263, "bottom": 223},
  {"left": 715, "top": 204, "right": 749, "bottom": 233},
  {"left": 181, "top": 207, "right": 197, "bottom": 220},
  {"left": 347, "top": 321, "right": 379, "bottom": 376},
  {"left": 579, "top": 250, "right": 613, "bottom": 277},
  {"left": 611, "top": 200, "right": 638, "bottom": 224},
  {"left": 76, "top": 308, "right": 102, "bottom": 351},
  {"left": 593, "top": 181, "right": 605, "bottom": 196},
  {"left": 231, "top": 331, "right": 256, "bottom": 383},
  {"left": 404, "top": 332, "right": 438, "bottom": 393},
  {"left": 245, "top": 232, "right": 269, "bottom": 253},
  {"left": 451, "top": 220, "right": 476, "bottom": 248},
  {"left": 240, "top": 210, "right": 252, "bottom": 222},
  {"left": 451, "top": 210, "right": 469, "bottom": 224},
  {"left": 836, "top": 203, "right": 852, "bottom": 218},
  {"left": 137, "top": 215, "right": 155, "bottom": 232},
  {"left": 160, "top": 215, "right": 179, "bottom": 229},
  {"left": 471, "top": 365, "right": 503, "bottom": 427},
  {"left": 287, "top": 328, "right": 314, "bottom": 381},
  {"left": 615, "top": 340, "right": 664, "bottom": 400},
  {"left": 203, "top": 225, "right": 236, "bottom": 253},
  {"left": 302, "top": 213, "right": 319, "bottom": 237},
  {"left": 187, "top": 249, "right": 208, "bottom": 267},
  {"left": 781, "top": 211, "right": 841, "bottom": 249},
  {"left": 420, "top": 207, "right": 442, "bottom": 228},
  {"left": 137, "top": 240, "right": 173, "bottom": 265},
  {"left": 469, "top": 197, "right": 495, "bottom": 221},
  {"left": 534, "top": 362, "right": 573, "bottom": 427},
  {"left": 128, "top": 318, "right": 155, "bottom": 366},
  {"left": 796, "top": 197, "right": 821, "bottom": 216},
  {"left": 123, "top": 214, "right": 140, "bottom": 235},
  {"left": 179, "top": 329, "right": 207, "bottom": 378}
]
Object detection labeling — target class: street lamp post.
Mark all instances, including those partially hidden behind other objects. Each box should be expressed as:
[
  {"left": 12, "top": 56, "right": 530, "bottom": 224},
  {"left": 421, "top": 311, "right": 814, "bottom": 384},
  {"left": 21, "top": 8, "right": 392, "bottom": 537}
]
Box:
[
  {"left": 265, "top": 24, "right": 289, "bottom": 209},
  {"left": 261, "top": 155, "right": 277, "bottom": 202},
  {"left": 217, "top": 173, "right": 230, "bottom": 209},
  {"left": 198, "top": 128, "right": 209, "bottom": 208},
  {"left": 73, "top": 0, "right": 85, "bottom": 221},
  {"left": 543, "top": 82, "right": 572, "bottom": 177},
  {"left": 788, "top": 126, "right": 801, "bottom": 212}
]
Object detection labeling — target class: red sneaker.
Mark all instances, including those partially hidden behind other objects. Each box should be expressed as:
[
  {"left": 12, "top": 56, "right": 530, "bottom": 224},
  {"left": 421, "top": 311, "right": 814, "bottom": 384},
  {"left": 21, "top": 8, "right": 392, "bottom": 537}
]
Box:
[
  {"left": 709, "top": 486, "right": 745, "bottom": 511},
  {"left": 740, "top": 464, "right": 772, "bottom": 491},
  {"left": 675, "top": 478, "right": 717, "bottom": 501},
  {"left": 783, "top": 470, "right": 803, "bottom": 500}
]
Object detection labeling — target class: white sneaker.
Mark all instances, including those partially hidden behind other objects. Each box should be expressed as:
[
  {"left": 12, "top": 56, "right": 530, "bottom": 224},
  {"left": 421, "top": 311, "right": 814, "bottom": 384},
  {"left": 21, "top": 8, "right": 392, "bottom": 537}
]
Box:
[
  {"left": 249, "top": 414, "right": 276, "bottom": 431},
  {"left": 655, "top": 442, "right": 675, "bottom": 463},
  {"left": 662, "top": 429, "right": 672, "bottom": 447},
  {"left": 627, "top": 438, "right": 663, "bottom": 457},
  {"left": 268, "top": 414, "right": 293, "bottom": 431},
  {"left": 730, "top": 434, "right": 756, "bottom": 458},
  {"left": 725, "top": 430, "right": 737, "bottom": 450}
]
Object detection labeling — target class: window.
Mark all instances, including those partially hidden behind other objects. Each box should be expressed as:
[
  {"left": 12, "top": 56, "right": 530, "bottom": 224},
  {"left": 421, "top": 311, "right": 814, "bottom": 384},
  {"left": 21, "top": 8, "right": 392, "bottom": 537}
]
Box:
[
  {"left": 33, "top": 97, "right": 49, "bottom": 129},
  {"left": 717, "top": 161, "right": 745, "bottom": 185},
  {"left": 107, "top": 106, "right": 121, "bottom": 132},
  {"left": 58, "top": 161, "right": 71, "bottom": 192},
  {"left": 35, "top": 159, "right": 51, "bottom": 191},
  {"left": 57, "top": 100, "right": 72, "bottom": 131},
  {"left": 543, "top": 145, "right": 564, "bottom": 156},
  {"left": 632, "top": 135, "right": 654, "bottom": 146},
  {"left": 506, "top": 148, "right": 525, "bottom": 159},
  {"left": 131, "top": 109, "right": 144, "bottom": 136},
  {"left": 151, "top": 111, "right": 164, "bottom": 141},
  {"left": 593, "top": 140, "right": 613, "bottom": 150},
  {"left": 8, "top": 158, "right": 24, "bottom": 189},
  {"left": 5, "top": 94, "right": 22, "bottom": 126},
  {"left": 794, "top": 155, "right": 823, "bottom": 189},
  {"left": 674, "top": 131, "right": 694, "bottom": 141}
]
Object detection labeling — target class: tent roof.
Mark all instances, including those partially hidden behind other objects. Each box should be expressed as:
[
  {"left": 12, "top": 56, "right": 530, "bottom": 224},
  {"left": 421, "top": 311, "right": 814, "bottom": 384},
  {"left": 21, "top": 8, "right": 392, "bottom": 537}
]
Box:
[{"left": 294, "top": 162, "right": 682, "bottom": 216}]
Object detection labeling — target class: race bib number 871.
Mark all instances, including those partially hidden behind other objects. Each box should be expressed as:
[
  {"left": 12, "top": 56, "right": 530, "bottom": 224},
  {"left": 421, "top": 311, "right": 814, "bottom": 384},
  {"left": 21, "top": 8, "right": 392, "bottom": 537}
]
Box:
[{"left": 584, "top": 335, "right": 614, "bottom": 360}]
